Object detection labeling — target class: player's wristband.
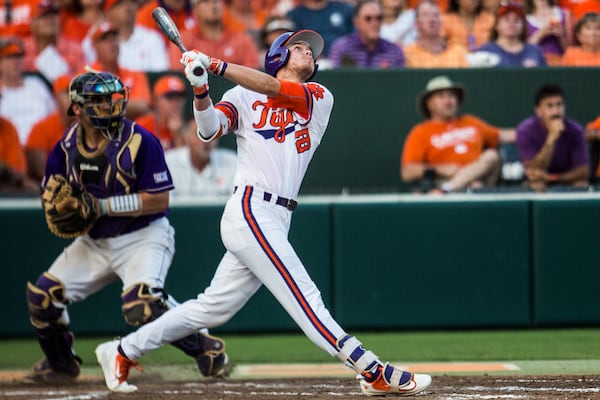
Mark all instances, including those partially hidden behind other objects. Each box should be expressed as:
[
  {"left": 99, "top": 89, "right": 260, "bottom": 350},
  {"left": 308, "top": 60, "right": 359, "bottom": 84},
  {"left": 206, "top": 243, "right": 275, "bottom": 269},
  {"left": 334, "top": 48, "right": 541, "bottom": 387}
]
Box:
[
  {"left": 194, "top": 85, "right": 209, "bottom": 99},
  {"left": 99, "top": 194, "right": 141, "bottom": 216},
  {"left": 208, "top": 58, "right": 227, "bottom": 76}
]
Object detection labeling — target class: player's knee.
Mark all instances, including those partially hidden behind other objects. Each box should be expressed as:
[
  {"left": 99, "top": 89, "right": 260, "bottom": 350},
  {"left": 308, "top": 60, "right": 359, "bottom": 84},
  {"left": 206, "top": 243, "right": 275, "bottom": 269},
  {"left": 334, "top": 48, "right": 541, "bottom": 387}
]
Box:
[
  {"left": 121, "top": 283, "right": 169, "bottom": 326},
  {"left": 26, "top": 272, "right": 68, "bottom": 327}
]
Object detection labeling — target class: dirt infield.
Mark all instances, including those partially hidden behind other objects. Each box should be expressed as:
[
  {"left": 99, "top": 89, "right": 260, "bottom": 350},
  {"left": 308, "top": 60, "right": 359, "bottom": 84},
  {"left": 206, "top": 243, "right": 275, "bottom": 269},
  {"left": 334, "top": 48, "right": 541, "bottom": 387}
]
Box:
[{"left": 2, "top": 375, "right": 600, "bottom": 399}]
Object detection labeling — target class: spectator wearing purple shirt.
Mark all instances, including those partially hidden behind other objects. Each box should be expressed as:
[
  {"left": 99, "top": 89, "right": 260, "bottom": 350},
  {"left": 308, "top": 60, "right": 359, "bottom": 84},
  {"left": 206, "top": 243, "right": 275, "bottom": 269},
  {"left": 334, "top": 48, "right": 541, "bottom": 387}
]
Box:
[
  {"left": 328, "top": 0, "right": 405, "bottom": 68},
  {"left": 26, "top": 71, "right": 228, "bottom": 384},
  {"left": 516, "top": 83, "right": 589, "bottom": 192}
]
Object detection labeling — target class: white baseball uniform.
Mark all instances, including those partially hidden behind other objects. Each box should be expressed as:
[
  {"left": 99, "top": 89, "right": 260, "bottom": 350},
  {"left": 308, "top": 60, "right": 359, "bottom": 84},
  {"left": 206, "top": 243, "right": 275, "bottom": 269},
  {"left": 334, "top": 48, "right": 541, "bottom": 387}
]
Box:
[{"left": 120, "top": 79, "right": 353, "bottom": 359}]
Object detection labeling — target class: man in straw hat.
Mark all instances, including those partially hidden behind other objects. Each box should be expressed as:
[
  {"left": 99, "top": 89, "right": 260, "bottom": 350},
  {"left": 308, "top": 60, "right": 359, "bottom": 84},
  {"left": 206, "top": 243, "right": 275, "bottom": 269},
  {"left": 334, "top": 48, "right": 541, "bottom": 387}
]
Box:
[{"left": 401, "top": 75, "right": 515, "bottom": 193}]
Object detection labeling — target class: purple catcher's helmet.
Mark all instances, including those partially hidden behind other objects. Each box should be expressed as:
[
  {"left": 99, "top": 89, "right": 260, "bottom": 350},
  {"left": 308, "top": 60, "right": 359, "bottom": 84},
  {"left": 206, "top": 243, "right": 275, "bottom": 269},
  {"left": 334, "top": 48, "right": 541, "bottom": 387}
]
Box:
[
  {"left": 68, "top": 70, "right": 129, "bottom": 138},
  {"left": 264, "top": 30, "right": 324, "bottom": 79}
]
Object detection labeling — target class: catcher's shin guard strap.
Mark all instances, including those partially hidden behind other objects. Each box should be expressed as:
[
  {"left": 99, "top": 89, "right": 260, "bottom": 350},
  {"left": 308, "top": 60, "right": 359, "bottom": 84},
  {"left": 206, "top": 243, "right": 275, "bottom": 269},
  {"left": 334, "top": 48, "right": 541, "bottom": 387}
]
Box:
[
  {"left": 99, "top": 194, "right": 141, "bottom": 216},
  {"left": 336, "top": 335, "right": 379, "bottom": 373},
  {"left": 121, "top": 283, "right": 169, "bottom": 325}
]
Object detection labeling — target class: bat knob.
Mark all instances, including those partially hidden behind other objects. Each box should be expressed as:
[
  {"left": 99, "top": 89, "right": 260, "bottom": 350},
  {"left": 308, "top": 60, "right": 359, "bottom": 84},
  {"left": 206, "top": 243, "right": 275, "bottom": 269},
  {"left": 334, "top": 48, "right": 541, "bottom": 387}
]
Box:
[{"left": 193, "top": 67, "right": 205, "bottom": 76}]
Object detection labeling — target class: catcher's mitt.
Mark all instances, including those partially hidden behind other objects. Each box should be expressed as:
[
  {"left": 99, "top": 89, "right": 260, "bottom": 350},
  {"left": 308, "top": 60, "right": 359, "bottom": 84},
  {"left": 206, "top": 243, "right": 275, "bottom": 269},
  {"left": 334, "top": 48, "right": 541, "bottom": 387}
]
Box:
[{"left": 42, "top": 175, "right": 98, "bottom": 239}]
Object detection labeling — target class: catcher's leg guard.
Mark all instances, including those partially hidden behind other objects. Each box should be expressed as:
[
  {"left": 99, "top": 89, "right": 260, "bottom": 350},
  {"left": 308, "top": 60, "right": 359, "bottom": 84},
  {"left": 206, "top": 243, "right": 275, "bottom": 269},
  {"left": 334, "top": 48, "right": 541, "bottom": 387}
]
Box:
[
  {"left": 26, "top": 273, "right": 81, "bottom": 381},
  {"left": 121, "top": 283, "right": 229, "bottom": 377}
]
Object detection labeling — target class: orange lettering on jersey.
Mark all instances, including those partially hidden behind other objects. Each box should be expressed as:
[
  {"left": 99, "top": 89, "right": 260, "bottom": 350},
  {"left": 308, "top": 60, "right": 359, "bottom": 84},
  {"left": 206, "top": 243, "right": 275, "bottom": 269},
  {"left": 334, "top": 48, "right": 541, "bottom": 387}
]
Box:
[
  {"left": 252, "top": 100, "right": 296, "bottom": 143},
  {"left": 306, "top": 83, "right": 325, "bottom": 100},
  {"left": 270, "top": 110, "right": 294, "bottom": 142},
  {"left": 252, "top": 100, "right": 269, "bottom": 129},
  {"left": 295, "top": 128, "right": 311, "bottom": 153}
]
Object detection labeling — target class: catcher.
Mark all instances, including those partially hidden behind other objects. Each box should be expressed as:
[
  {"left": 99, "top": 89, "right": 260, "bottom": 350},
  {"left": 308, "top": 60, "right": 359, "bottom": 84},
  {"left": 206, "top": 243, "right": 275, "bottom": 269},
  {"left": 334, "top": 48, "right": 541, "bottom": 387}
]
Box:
[{"left": 26, "top": 69, "right": 229, "bottom": 383}]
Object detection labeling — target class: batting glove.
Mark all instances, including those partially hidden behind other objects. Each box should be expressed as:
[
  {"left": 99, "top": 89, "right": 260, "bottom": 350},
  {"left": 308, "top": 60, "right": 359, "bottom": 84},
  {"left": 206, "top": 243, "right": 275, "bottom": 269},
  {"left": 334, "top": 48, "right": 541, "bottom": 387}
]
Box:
[
  {"left": 180, "top": 50, "right": 228, "bottom": 76},
  {"left": 183, "top": 62, "right": 209, "bottom": 99}
]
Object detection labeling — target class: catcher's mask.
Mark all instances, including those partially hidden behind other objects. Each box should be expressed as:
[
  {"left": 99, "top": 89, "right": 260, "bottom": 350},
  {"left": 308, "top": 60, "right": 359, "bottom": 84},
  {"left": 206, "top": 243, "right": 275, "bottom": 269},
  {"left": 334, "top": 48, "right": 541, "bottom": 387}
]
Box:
[
  {"left": 264, "top": 30, "right": 324, "bottom": 80},
  {"left": 68, "top": 70, "right": 129, "bottom": 139}
]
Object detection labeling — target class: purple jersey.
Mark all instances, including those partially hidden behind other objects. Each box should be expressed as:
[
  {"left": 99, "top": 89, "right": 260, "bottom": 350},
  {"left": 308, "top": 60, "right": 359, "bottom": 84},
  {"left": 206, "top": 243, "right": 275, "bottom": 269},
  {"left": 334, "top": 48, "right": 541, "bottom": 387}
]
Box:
[
  {"left": 328, "top": 33, "right": 405, "bottom": 68},
  {"left": 515, "top": 116, "right": 588, "bottom": 174},
  {"left": 43, "top": 119, "right": 174, "bottom": 239}
]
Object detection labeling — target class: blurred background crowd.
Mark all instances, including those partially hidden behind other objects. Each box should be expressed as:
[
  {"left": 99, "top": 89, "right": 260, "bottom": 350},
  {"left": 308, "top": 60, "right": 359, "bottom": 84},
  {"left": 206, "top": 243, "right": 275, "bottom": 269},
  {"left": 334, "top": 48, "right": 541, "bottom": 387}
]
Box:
[{"left": 1, "top": 0, "right": 600, "bottom": 196}]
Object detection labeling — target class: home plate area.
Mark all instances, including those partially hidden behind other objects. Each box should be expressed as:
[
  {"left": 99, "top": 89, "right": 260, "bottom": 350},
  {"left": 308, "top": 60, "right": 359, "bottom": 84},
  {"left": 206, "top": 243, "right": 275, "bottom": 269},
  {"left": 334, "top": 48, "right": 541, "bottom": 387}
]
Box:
[{"left": 1, "top": 362, "right": 599, "bottom": 400}]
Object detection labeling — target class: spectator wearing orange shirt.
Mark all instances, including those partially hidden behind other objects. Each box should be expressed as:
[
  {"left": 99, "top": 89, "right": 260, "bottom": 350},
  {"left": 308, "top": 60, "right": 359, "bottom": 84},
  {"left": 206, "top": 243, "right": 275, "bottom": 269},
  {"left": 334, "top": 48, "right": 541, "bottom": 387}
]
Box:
[
  {"left": 25, "top": 75, "right": 75, "bottom": 182},
  {"left": 561, "top": 11, "right": 600, "bottom": 65},
  {"left": 135, "top": 75, "right": 187, "bottom": 150},
  {"left": 0, "top": 116, "right": 38, "bottom": 194},
  {"left": 404, "top": 0, "right": 470, "bottom": 68},
  {"left": 442, "top": 0, "right": 496, "bottom": 51},
  {"left": 570, "top": 0, "right": 600, "bottom": 22},
  {"left": 223, "top": 0, "right": 269, "bottom": 44},
  {"left": 401, "top": 76, "right": 514, "bottom": 193},
  {"left": 168, "top": 0, "right": 259, "bottom": 69},
  {"left": 0, "top": 0, "right": 38, "bottom": 38},
  {"left": 584, "top": 111, "right": 600, "bottom": 182},
  {"left": 136, "top": 0, "right": 195, "bottom": 40},
  {"left": 23, "top": 0, "right": 86, "bottom": 82},
  {"left": 87, "top": 22, "right": 152, "bottom": 120},
  {"left": 61, "top": 0, "right": 107, "bottom": 42}
]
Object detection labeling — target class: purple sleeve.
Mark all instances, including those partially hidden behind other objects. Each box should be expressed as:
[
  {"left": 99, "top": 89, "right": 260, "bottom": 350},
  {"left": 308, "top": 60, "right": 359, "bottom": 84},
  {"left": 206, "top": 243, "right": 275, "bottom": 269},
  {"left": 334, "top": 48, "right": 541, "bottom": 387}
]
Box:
[
  {"left": 515, "top": 117, "right": 539, "bottom": 162},
  {"left": 42, "top": 141, "right": 67, "bottom": 186},
  {"left": 567, "top": 119, "right": 589, "bottom": 167},
  {"left": 134, "top": 127, "right": 174, "bottom": 193}
]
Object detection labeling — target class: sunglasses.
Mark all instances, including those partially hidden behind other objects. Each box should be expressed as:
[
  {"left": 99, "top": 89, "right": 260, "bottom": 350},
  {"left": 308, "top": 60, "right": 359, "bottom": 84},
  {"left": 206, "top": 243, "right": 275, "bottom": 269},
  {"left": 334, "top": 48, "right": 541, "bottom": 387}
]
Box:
[{"left": 362, "top": 14, "right": 383, "bottom": 22}]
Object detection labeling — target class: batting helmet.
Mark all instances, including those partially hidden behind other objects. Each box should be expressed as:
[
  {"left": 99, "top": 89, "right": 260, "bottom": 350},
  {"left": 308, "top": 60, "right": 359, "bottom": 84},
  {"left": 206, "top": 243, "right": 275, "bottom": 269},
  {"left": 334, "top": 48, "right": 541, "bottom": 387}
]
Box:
[
  {"left": 264, "top": 30, "right": 324, "bottom": 79},
  {"left": 68, "top": 70, "right": 129, "bottom": 137}
]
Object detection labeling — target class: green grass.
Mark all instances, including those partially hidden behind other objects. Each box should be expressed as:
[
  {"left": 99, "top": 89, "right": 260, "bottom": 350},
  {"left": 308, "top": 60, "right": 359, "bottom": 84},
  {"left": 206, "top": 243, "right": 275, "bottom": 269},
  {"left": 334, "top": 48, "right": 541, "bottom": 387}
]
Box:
[{"left": 2, "top": 328, "right": 600, "bottom": 369}]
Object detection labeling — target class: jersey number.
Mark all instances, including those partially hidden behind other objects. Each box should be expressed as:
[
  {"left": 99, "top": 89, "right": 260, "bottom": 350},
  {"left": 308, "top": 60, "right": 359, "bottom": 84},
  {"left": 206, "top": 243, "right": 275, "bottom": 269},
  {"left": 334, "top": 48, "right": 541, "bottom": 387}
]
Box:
[{"left": 295, "top": 128, "right": 311, "bottom": 153}]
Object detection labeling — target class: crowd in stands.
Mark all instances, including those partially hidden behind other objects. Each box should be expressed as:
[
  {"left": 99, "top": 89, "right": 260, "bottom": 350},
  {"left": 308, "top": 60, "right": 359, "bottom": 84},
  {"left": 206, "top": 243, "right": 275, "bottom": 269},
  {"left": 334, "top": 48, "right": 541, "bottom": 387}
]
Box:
[{"left": 1, "top": 0, "right": 600, "bottom": 195}]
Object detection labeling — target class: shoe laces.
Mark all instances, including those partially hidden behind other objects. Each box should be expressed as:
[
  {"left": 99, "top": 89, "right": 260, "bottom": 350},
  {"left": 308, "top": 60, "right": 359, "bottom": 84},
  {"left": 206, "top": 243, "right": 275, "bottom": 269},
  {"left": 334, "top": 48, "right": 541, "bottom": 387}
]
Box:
[
  {"left": 360, "top": 363, "right": 383, "bottom": 383},
  {"left": 115, "top": 353, "right": 144, "bottom": 383}
]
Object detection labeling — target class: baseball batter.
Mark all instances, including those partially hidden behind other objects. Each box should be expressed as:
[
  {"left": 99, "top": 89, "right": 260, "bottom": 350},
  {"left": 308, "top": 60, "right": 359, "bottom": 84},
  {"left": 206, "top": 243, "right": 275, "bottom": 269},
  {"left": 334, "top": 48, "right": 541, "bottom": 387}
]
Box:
[
  {"left": 96, "top": 30, "right": 432, "bottom": 396},
  {"left": 26, "top": 70, "right": 227, "bottom": 383}
]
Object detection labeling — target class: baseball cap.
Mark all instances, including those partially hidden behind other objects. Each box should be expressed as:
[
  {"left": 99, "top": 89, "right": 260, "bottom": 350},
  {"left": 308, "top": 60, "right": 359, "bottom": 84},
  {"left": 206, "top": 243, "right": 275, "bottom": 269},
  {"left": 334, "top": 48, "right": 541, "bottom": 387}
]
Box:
[
  {"left": 496, "top": 1, "right": 524, "bottom": 18},
  {"left": 31, "top": 0, "right": 60, "bottom": 18},
  {"left": 417, "top": 76, "right": 465, "bottom": 118},
  {"left": 0, "top": 38, "right": 25, "bottom": 58},
  {"left": 153, "top": 75, "right": 186, "bottom": 97},
  {"left": 89, "top": 22, "right": 119, "bottom": 42}
]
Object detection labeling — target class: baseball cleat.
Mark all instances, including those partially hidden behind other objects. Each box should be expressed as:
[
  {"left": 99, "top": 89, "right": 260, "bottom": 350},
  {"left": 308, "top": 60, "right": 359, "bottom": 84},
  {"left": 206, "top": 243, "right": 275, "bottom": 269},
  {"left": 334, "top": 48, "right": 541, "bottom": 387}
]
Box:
[
  {"left": 25, "top": 357, "right": 81, "bottom": 384},
  {"left": 95, "top": 339, "right": 143, "bottom": 393},
  {"left": 358, "top": 363, "right": 431, "bottom": 396}
]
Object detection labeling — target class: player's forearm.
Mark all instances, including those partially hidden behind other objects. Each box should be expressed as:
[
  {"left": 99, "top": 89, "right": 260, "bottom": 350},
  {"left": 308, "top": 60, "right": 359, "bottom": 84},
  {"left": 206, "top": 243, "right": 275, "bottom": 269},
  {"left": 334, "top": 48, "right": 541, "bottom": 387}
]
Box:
[
  {"left": 98, "top": 191, "right": 169, "bottom": 217},
  {"left": 554, "top": 165, "right": 589, "bottom": 184},
  {"left": 222, "top": 63, "right": 281, "bottom": 97},
  {"left": 526, "top": 139, "right": 556, "bottom": 169}
]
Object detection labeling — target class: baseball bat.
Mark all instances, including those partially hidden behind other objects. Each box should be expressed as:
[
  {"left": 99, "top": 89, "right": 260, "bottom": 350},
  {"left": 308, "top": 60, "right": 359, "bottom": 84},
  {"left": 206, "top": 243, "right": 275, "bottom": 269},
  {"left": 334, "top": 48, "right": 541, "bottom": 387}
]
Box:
[{"left": 152, "top": 7, "right": 204, "bottom": 76}]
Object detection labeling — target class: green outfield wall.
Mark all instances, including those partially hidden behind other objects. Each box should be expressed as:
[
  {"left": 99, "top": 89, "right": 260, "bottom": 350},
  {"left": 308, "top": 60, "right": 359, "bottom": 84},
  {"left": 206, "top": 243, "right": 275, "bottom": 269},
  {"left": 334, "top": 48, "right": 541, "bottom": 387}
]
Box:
[{"left": 5, "top": 194, "right": 600, "bottom": 337}]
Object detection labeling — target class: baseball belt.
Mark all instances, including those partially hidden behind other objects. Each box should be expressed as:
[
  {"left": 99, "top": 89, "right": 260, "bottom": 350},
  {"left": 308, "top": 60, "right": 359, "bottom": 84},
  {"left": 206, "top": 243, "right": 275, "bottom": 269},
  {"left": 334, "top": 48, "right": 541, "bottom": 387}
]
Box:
[{"left": 233, "top": 186, "right": 298, "bottom": 211}]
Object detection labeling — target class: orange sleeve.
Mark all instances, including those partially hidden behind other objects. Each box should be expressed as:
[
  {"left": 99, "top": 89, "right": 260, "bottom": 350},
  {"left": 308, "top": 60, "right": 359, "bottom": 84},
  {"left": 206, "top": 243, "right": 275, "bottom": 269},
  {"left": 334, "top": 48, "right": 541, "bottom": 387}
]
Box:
[
  {"left": 464, "top": 115, "right": 499, "bottom": 149},
  {"left": 401, "top": 124, "right": 429, "bottom": 166},
  {"left": 135, "top": 3, "right": 159, "bottom": 31},
  {"left": 0, "top": 119, "right": 27, "bottom": 174},
  {"left": 267, "top": 80, "right": 313, "bottom": 120},
  {"left": 126, "top": 71, "right": 152, "bottom": 104},
  {"left": 25, "top": 115, "right": 64, "bottom": 154},
  {"left": 587, "top": 116, "right": 600, "bottom": 130}
]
